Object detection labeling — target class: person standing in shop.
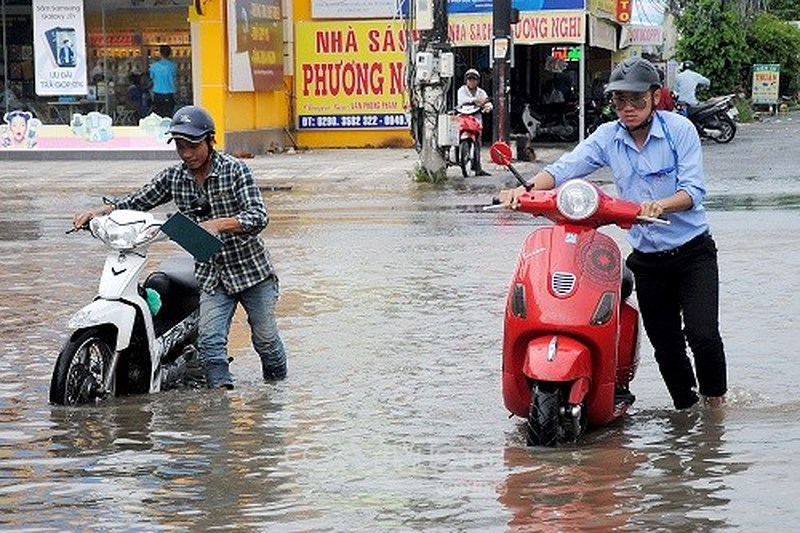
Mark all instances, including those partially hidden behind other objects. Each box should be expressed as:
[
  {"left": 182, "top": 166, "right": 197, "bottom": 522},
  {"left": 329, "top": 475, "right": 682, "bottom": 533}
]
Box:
[{"left": 150, "top": 45, "right": 178, "bottom": 118}]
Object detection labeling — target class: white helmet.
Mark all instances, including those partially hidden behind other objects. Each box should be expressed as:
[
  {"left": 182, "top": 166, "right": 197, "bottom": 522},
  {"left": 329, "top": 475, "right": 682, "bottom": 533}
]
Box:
[{"left": 464, "top": 68, "right": 480, "bottom": 82}]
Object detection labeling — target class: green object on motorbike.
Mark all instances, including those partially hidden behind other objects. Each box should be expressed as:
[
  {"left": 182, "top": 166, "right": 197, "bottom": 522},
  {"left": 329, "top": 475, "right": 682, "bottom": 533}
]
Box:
[{"left": 145, "top": 288, "right": 162, "bottom": 316}]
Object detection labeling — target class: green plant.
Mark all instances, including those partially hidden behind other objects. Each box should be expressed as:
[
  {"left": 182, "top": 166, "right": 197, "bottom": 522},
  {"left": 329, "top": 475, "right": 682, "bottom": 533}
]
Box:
[
  {"left": 745, "top": 13, "right": 800, "bottom": 97},
  {"left": 675, "top": 0, "right": 750, "bottom": 95},
  {"left": 412, "top": 163, "right": 448, "bottom": 184},
  {"left": 735, "top": 99, "right": 755, "bottom": 122}
]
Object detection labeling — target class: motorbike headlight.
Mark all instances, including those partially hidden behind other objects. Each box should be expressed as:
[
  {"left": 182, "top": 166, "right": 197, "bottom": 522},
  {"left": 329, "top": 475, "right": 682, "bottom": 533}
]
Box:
[
  {"left": 556, "top": 180, "right": 599, "bottom": 221},
  {"left": 90, "top": 211, "right": 154, "bottom": 250}
]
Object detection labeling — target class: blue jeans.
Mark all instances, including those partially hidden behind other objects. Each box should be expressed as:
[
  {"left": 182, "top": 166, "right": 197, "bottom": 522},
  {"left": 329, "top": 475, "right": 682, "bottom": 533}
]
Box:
[{"left": 198, "top": 277, "right": 287, "bottom": 388}]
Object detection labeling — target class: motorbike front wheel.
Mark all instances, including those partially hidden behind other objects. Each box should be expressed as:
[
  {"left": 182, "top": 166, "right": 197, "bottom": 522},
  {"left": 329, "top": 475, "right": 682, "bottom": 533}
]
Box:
[
  {"left": 459, "top": 139, "right": 474, "bottom": 177},
  {"left": 713, "top": 114, "right": 736, "bottom": 143},
  {"left": 527, "top": 382, "right": 563, "bottom": 447},
  {"left": 50, "top": 328, "right": 116, "bottom": 406}
]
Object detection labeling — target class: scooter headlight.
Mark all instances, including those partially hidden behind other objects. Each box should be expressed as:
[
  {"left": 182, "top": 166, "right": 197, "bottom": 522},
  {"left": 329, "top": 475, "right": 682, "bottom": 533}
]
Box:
[
  {"left": 556, "top": 180, "right": 599, "bottom": 221},
  {"left": 90, "top": 211, "right": 156, "bottom": 250}
]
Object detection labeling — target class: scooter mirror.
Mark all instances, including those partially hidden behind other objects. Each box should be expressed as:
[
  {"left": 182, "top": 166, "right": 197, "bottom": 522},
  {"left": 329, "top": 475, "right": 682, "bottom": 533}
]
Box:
[{"left": 490, "top": 142, "right": 513, "bottom": 166}]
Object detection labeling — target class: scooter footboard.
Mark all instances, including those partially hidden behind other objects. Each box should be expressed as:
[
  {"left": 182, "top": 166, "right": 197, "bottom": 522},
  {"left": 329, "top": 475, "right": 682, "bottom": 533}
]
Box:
[{"left": 524, "top": 335, "right": 592, "bottom": 404}]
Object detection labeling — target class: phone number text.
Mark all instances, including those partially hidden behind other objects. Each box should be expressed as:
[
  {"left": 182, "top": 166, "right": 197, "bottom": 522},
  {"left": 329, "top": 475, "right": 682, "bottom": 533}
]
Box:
[{"left": 298, "top": 114, "right": 408, "bottom": 130}]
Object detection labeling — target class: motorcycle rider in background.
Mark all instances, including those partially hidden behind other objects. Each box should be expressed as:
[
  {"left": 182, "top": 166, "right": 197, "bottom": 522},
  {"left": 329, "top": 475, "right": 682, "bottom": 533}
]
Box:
[
  {"left": 457, "top": 68, "right": 492, "bottom": 176},
  {"left": 674, "top": 61, "right": 710, "bottom": 108}
]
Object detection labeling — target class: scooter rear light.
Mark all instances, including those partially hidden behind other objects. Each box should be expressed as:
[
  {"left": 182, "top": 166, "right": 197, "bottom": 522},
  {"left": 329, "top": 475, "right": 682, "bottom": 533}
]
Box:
[
  {"left": 590, "top": 292, "right": 616, "bottom": 325},
  {"left": 556, "top": 180, "right": 599, "bottom": 221}
]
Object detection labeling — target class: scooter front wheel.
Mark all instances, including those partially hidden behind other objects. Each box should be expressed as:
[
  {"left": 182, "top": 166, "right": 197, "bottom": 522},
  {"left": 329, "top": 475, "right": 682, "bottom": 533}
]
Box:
[
  {"left": 50, "top": 328, "right": 116, "bottom": 406},
  {"left": 527, "top": 382, "right": 563, "bottom": 447}
]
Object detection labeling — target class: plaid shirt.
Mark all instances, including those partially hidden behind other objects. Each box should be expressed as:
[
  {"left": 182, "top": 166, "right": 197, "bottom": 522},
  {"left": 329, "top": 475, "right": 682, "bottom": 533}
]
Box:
[{"left": 113, "top": 151, "right": 274, "bottom": 294}]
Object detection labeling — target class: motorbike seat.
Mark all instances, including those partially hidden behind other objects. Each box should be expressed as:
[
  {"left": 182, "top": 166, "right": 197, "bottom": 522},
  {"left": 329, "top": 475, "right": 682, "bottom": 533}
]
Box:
[
  {"left": 143, "top": 255, "right": 200, "bottom": 335},
  {"left": 621, "top": 266, "right": 634, "bottom": 300}
]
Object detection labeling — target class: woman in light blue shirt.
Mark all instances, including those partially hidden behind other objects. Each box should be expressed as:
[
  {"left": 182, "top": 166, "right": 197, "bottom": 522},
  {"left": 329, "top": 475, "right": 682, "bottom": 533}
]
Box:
[{"left": 502, "top": 57, "right": 727, "bottom": 411}]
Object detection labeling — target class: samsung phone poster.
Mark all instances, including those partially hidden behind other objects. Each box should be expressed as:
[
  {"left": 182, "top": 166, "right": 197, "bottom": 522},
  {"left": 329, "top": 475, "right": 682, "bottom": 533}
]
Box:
[{"left": 33, "top": 0, "right": 87, "bottom": 96}]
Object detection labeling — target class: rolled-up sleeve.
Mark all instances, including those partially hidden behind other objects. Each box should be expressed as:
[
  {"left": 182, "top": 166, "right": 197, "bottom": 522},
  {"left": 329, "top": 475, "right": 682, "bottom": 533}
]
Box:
[{"left": 673, "top": 124, "right": 706, "bottom": 208}]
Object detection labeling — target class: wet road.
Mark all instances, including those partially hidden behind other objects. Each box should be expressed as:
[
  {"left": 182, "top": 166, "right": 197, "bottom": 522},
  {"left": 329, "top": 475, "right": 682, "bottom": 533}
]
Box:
[{"left": 1, "top": 114, "right": 799, "bottom": 530}]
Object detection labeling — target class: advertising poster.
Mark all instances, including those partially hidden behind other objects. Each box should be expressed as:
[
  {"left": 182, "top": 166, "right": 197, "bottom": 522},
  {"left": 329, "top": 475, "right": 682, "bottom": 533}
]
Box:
[
  {"left": 228, "top": 0, "right": 284, "bottom": 92},
  {"left": 295, "top": 21, "right": 408, "bottom": 130},
  {"left": 32, "top": 0, "right": 87, "bottom": 96},
  {"left": 751, "top": 64, "right": 780, "bottom": 105}
]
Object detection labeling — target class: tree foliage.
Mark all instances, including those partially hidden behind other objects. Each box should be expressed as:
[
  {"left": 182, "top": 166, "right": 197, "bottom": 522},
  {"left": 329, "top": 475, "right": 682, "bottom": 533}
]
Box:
[
  {"left": 767, "top": 0, "right": 800, "bottom": 21},
  {"left": 674, "top": 0, "right": 750, "bottom": 95},
  {"left": 746, "top": 12, "right": 800, "bottom": 96}
]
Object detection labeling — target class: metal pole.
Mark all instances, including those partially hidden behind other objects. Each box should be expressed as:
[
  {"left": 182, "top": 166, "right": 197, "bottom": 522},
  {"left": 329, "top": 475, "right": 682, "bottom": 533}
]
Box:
[
  {"left": 492, "top": 0, "right": 511, "bottom": 143},
  {"left": 2, "top": 0, "right": 8, "bottom": 116},
  {"left": 578, "top": 43, "right": 585, "bottom": 142}
]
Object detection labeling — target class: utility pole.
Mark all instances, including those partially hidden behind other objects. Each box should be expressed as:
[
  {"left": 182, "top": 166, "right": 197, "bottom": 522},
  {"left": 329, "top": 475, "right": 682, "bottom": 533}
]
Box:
[
  {"left": 492, "top": 0, "right": 512, "bottom": 144},
  {"left": 408, "top": 0, "right": 454, "bottom": 180}
]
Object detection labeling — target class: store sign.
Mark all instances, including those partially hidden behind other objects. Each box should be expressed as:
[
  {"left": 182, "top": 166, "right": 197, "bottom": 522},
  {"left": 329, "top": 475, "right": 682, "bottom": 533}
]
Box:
[
  {"left": 449, "top": 11, "right": 585, "bottom": 46},
  {"left": 589, "top": 14, "right": 616, "bottom": 51},
  {"left": 616, "top": 0, "right": 631, "bottom": 23},
  {"left": 312, "top": 0, "right": 409, "bottom": 19},
  {"left": 551, "top": 46, "right": 581, "bottom": 61},
  {"left": 295, "top": 21, "right": 408, "bottom": 130},
  {"left": 620, "top": 24, "right": 663, "bottom": 47},
  {"left": 228, "top": 0, "right": 284, "bottom": 92},
  {"left": 448, "top": 0, "right": 585, "bottom": 14},
  {"left": 751, "top": 64, "right": 780, "bottom": 105},
  {"left": 32, "top": 0, "right": 88, "bottom": 96}
]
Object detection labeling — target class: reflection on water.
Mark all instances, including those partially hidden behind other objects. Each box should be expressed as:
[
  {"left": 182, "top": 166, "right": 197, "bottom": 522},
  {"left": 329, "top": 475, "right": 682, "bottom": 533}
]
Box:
[{"left": 0, "top": 173, "right": 799, "bottom": 529}]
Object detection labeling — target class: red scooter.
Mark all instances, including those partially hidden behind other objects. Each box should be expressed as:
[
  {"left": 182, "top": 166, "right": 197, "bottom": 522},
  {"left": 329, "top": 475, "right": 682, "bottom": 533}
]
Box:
[
  {"left": 452, "top": 102, "right": 490, "bottom": 177},
  {"left": 489, "top": 142, "right": 665, "bottom": 446}
]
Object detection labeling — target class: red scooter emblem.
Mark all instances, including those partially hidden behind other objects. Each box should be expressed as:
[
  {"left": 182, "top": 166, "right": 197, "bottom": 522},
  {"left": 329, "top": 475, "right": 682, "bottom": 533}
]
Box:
[{"left": 488, "top": 142, "right": 666, "bottom": 446}]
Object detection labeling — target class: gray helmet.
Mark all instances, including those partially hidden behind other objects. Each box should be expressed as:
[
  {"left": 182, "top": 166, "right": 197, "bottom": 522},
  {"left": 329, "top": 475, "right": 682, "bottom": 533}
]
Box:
[
  {"left": 167, "top": 105, "right": 215, "bottom": 143},
  {"left": 604, "top": 57, "right": 661, "bottom": 94}
]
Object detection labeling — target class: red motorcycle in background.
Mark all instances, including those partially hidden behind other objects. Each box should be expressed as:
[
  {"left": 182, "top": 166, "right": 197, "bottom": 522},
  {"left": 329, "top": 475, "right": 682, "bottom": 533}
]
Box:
[
  {"left": 488, "top": 143, "right": 667, "bottom": 446},
  {"left": 449, "top": 102, "right": 491, "bottom": 177}
]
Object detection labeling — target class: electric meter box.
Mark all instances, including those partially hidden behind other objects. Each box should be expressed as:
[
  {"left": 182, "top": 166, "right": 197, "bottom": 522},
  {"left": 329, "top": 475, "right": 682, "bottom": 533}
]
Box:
[
  {"left": 437, "top": 114, "right": 460, "bottom": 147},
  {"left": 439, "top": 52, "right": 455, "bottom": 78},
  {"left": 416, "top": 52, "right": 434, "bottom": 82}
]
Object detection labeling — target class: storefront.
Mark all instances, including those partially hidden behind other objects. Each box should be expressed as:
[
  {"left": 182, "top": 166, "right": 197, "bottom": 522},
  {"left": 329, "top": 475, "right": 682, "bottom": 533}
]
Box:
[{"left": 0, "top": 0, "right": 193, "bottom": 152}]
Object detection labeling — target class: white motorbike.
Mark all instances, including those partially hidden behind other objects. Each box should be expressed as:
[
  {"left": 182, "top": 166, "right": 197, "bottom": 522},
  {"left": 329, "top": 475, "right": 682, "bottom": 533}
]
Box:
[{"left": 50, "top": 210, "right": 204, "bottom": 406}]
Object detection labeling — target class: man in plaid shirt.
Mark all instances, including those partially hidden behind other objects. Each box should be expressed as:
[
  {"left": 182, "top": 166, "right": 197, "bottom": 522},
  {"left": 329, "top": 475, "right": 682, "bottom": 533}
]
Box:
[{"left": 73, "top": 105, "right": 287, "bottom": 389}]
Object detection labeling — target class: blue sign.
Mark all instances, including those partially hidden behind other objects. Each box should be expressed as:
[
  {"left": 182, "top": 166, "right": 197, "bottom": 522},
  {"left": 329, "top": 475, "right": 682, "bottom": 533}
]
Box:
[{"left": 447, "top": 0, "right": 585, "bottom": 14}]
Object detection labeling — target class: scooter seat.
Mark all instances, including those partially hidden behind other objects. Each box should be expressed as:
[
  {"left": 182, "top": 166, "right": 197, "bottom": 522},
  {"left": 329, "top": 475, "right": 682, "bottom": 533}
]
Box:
[{"left": 143, "top": 255, "right": 200, "bottom": 334}]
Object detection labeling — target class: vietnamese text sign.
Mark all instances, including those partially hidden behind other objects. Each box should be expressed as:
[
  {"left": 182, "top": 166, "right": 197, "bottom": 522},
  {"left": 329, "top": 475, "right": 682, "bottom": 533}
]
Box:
[
  {"left": 620, "top": 24, "right": 663, "bottom": 47},
  {"left": 295, "top": 21, "right": 408, "bottom": 130},
  {"left": 448, "top": 0, "right": 585, "bottom": 14},
  {"left": 751, "top": 64, "right": 780, "bottom": 105},
  {"left": 228, "top": 0, "right": 284, "bottom": 92},
  {"left": 449, "top": 11, "right": 585, "bottom": 46},
  {"left": 33, "top": 0, "right": 87, "bottom": 96}
]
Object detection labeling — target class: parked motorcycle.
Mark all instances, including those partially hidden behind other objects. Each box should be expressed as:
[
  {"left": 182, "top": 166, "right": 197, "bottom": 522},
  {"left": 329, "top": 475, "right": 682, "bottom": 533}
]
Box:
[
  {"left": 488, "top": 142, "right": 666, "bottom": 446},
  {"left": 50, "top": 210, "right": 204, "bottom": 406},
  {"left": 521, "top": 102, "right": 579, "bottom": 143},
  {"left": 676, "top": 94, "right": 737, "bottom": 143}
]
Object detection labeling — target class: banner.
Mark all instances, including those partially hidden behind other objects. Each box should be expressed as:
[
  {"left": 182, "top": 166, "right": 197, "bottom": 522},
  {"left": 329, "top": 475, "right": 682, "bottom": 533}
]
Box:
[
  {"left": 228, "top": 0, "right": 284, "bottom": 92},
  {"left": 751, "top": 64, "right": 780, "bottom": 105},
  {"left": 619, "top": 24, "right": 663, "bottom": 47},
  {"left": 312, "top": 0, "right": 409, "bottom": 19},
  {"left": 449, "top": 11, "right": 585, "bottom": 46},
  {"left": 32, "top": 0, "right": 87, "bottom": 96},
  {"left": 295, "top": 21, "right": 408, "bottom": 130},
  {"left": 448, "top": 0, "right": 585, "bottom": 14}
]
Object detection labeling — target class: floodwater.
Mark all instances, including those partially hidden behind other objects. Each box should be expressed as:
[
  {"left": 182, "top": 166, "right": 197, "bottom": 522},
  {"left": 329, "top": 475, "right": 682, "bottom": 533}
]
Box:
[{"left": 1, "top": 118, "right": 800, "bottom": 531}]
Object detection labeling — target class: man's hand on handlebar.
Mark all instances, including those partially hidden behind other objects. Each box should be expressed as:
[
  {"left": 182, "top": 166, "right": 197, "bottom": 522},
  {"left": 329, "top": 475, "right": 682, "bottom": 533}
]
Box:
[
  {"left": 639, "top": 200, "right": 666, "bottom": 219},
  {"left": 498, "top": 186, "right": 526, "bottom": 209}
]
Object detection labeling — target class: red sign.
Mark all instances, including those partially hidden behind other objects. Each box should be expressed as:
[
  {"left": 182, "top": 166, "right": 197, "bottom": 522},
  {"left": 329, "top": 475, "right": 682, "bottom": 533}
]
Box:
[{"left": 616, "top": 0, "right": 632, "bottom": 23}]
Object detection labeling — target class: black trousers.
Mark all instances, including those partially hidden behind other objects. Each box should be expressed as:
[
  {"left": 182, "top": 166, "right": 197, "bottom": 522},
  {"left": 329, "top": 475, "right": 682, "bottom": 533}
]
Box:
[
  {"left": 153, "top": 93, "right": 176, "bottom": 118},
  {"left": 626, "top": 233, "right": 727, "bottom": 409}
]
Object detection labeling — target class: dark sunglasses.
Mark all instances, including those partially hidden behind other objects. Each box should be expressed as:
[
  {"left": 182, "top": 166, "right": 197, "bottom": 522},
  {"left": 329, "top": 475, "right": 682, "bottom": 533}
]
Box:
[{"left": 610, "top": 93, "right": 650, "bottom": 110}]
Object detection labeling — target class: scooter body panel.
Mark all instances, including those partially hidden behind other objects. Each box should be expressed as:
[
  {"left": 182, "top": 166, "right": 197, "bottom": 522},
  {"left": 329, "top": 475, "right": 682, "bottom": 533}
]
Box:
[
  {"left": 67, "top": 299, "right": 138, "bottom": 352},
  {"left": 503, "top": 223, "right": 628, "bottom": 426}
]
